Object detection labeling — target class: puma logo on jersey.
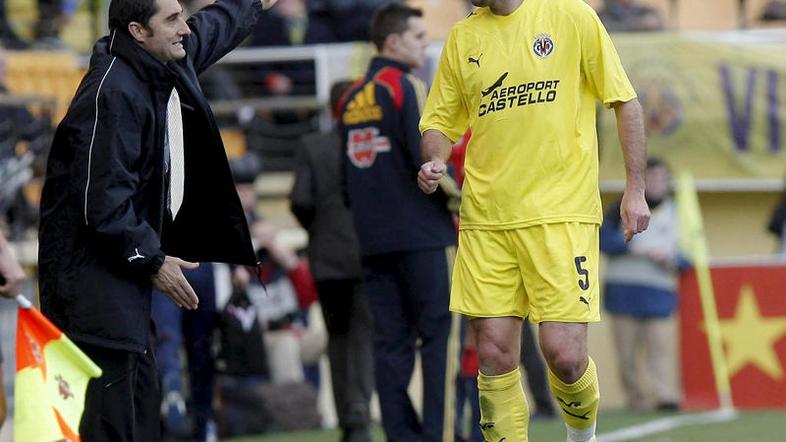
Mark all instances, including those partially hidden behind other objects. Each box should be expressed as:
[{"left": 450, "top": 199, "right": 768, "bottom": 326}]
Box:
[
  {"left": 468, "top": 54, "right": 482, "bottom": 67},
  {"left": 580, "top": 296, "right": 590, "bottom": 307},
  {"left": 481, "top": 72, "right": 509, "bottom": 97},
  {"left": 127, "top": 248, "right": 145, "bottom": 262}
]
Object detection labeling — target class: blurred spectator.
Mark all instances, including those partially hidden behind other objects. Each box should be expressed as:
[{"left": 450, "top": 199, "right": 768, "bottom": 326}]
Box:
[
  {"left": 600, "top": 157, "right": 685, "bottom": 411},
  {"left": 599, "top": 0, "right": 664, "bottom": 32},
  {"left": 290, "top": 80, "right": 374, "bottom": 442},
  {"left": 1, "top": 167, "right": 26, "bottom": 433},
  {"left": 230, "top": 154, "right": 325, "bottom": 385},
  {"left": 249, "top": 0, "right": 337, "bottom": 97},
  {"left": 0, "top": 1, "right": 26, "bottom": 49},
  {"left": 33, "top": 0, "right": 70, "bottom": 49},
  {"left": 761, "top": 0, "right": 786, "bottom": 20},
  {"left": 767, "top": 189, "right": 786, "bottom": 255},
  {"left": 153, "top": 264, "right": 219, "bottom": 442},
  {"left": 0, "top": 47, "right": 52, "bottom": 240},
  {"left": 309, "top": 0, "right": 393, "bottom": 42}
]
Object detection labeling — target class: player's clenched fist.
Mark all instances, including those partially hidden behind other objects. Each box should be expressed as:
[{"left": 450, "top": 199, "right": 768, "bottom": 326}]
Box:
[
  {"left": 418, "top": 160, "right": 446, "bottom": 194},
  {"left": 620, "top": 190, "right": 651, "bottom": 243}
]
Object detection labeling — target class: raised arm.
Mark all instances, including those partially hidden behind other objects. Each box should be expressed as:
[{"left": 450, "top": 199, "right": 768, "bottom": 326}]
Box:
[
  {"left": 184, "top": 0, "right": 276, "bottom": 74},
  {"left": 613, "top": 98, "right": 650, "bottom": 242}
]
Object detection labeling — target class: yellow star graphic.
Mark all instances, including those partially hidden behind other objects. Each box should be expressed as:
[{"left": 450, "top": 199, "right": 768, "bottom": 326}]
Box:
[{"left": 715, "top": 284, "right": 786, "bottom": 381}]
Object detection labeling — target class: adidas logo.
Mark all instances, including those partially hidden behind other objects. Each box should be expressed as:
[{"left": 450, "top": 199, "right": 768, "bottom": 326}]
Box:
[{"left": 343, "top": 82, "right": 383, "bottom": 125}]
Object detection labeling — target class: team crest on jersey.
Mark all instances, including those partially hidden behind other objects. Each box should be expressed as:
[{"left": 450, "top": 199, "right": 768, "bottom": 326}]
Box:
[
  {"left": 347, "top": 127, "right": 391, "bottom": 168},
  {"left": 533, "top": 33, "right": 554, "bottom": 58}
]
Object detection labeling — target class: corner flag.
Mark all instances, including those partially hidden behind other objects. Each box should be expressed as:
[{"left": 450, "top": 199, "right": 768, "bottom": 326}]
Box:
[{"left": 14, "top": 295, "right": 102, "bottom": 442}]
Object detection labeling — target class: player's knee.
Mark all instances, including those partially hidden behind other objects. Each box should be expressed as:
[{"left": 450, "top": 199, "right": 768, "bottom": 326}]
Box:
[
  {"left": 545, "top": 348, "right": 587, "bottom": 384},
  {"left": 476, "top": 338, "right": 519, "bottom": 375}
]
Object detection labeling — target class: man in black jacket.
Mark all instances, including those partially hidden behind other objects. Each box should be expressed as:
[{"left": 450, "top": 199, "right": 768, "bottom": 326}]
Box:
[
  {"left": 37, "top": 0, "right": 277, "bottom": 439},
  {"left": 291, "top": 80, "right": 374, "bottom": 442}
]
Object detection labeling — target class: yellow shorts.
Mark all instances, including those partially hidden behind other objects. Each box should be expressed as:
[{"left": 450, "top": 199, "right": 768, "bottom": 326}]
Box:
[{"left": 451, "top": 223, "right": 600, "bottom": 323}]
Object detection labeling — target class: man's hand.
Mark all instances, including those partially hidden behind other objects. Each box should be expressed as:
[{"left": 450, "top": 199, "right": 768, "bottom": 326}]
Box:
[
  {"left": 261, "top": 0, "right": 278, "bottom": 10},
  {"left": 152, "top": 256, "right": 199, "bottom": 309},
  {"left": 0, "top": 243, "right": 25, "bottom": 299},
  {"left": 620, "top": 190, "right": 650, "bottom": 243},
  {"left": 418, "top": 160, "right": 446, "bottom": 194}
]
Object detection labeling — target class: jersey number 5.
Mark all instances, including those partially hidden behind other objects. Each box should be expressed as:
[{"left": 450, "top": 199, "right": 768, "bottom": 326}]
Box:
[{"left": 574, "top": 256, "right": 590, "bottom": 291}]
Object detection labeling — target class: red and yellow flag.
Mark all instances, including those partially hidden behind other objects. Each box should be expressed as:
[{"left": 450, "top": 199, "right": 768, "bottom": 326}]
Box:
[
  {"left": 14, "top": 300, "right": 102, "bottom": 442},
  {"left": 680, "top": 264, "right": 786, "bottom": 409}
]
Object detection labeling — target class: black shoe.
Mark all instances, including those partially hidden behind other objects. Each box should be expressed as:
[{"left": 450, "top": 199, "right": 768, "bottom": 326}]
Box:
[
  {"left": 341, "top": 426, "right": 372, "bottom": 442},
  {"left": 656, "top": 401, "right": 680, "bottom": 411}
]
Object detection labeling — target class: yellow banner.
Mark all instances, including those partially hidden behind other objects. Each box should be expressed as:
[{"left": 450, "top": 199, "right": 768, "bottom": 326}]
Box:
[{"left": 599, "top": 34, "right": 786, "bottom": 180}]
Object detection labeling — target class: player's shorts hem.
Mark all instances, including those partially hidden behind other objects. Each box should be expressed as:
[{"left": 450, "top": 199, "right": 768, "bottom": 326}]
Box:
[
  {"left": 449, "top": 307, "right": 527, "bottom": 319},
  {"left": 529, "top": 316, "right": 602, "bottom": 324},
  {"left": 458, "top": 216, "right": 600, "bottom": 231}
]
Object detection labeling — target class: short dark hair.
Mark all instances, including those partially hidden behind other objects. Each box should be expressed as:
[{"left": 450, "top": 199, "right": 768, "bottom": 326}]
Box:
[
  {"left": 108, "top": 0, "right": 159, "bottom": 34},
  {"left": 369, "top": 3, "right": 423, "bottom": 52},
  {"left": 647, "top": 156, "right": 668, "bottom": 170}
]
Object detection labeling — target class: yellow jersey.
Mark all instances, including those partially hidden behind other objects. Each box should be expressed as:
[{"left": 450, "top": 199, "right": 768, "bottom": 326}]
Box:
[{"left": 420, "top": 0, "right": 636, "bottom": 230}]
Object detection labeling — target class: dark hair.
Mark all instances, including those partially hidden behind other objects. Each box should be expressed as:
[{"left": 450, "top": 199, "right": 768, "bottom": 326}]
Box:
[
  {"left": 330, "top": 80, "right": 354, "bottom": 116},
  {"left": 108, "top": 0, "right": 159, "bottom": 34},
  {"left": 369, "top": 3, "right": 423, "bottom": 52},
  {"left": 647, "top": 156, "right": 668, "bottom": 171}
]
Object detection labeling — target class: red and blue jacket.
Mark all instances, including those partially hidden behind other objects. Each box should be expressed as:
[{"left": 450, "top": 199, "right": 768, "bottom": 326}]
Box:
[{"left": 339, "top": 57, "right": 456, "bottom": 257}]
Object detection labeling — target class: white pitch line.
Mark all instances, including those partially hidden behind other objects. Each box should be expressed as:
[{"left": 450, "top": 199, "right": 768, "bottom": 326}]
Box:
[{"left": 596, "top": 408, "right": 738, "bottom": 442}]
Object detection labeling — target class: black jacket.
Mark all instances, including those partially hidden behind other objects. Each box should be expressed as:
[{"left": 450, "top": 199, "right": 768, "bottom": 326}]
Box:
[
  {"left": 290, "top": 130, "right": 363, "bottom": 281},
  {"left": 339, "top": 57, "right": 456, "bottom": 257},
  {"left": 38, "top": 0, "right": 262, "bottom": 352}
]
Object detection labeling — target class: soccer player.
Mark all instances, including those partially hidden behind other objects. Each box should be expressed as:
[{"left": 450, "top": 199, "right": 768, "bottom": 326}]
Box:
[
  {"left": 339, "top": 3, "right": 461, "bottom": 441},
  {"left": 417, "top": 0, "right": 650, "bottom": 441}
]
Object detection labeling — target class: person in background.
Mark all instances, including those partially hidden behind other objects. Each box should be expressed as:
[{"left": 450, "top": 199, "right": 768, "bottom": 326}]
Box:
[
  {"left": 248, "top": 0, "right": 336, "bottom": 97},
  {"left": 600, "top": 157, "right": 684, "bottom": 411},
  {"left": 153, "top": 262, "right": 219, "bottom": 441},
  {"left": 0, "top": 229, "right": 25, "bottom": 430},
  {"left": 767, "top": 186, "right": 786, "bottom": 255},
  {"left": 340, "top": 4, "right": 461, "bottom": 441},
  {"left": 762, "top": 0, "right": 786, "bottom": 21},
  {"left": 290, "top": 79, "right": 374, "bottom": 442},
  {"left": 308, "top": 0, "right": 391, "bottom": 42},
  {"left": 598, "top": 0, "right": 664, "bottom": 32}
]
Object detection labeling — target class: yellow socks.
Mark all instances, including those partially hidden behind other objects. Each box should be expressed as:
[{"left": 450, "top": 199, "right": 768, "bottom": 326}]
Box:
[
  {"left": 477, "top": 367, "right": 529, "bottom": 442},
  {"left": 548, "top": 357, "right": 599, "bottom": 442}
]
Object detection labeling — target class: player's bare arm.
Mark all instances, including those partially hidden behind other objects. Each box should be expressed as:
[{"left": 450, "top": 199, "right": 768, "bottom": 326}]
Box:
[
  {"left": 418, "top": 129, "right": 453, "bottom": 194},
  {"left": 613, "top": 98, "right": 650, "bottom": 243}
]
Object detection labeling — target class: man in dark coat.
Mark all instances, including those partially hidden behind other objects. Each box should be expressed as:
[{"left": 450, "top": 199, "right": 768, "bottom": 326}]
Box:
[
  {"left": 37, "top": 0, "right": 278, "bottom": 440},
  {"left": 290, "top": 80, "right": 374, "bottom": 442}
]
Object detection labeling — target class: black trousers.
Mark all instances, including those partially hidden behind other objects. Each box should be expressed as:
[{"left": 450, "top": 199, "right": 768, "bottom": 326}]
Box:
[
  {"left": 316, "top": 278, "right": 374, "bottom": 430},
  {"left": 79, "top": 343, "right": 161, "bottom": 442},
  {"left": 362, "top": 248, "right": 460, "bottom": 442}
]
